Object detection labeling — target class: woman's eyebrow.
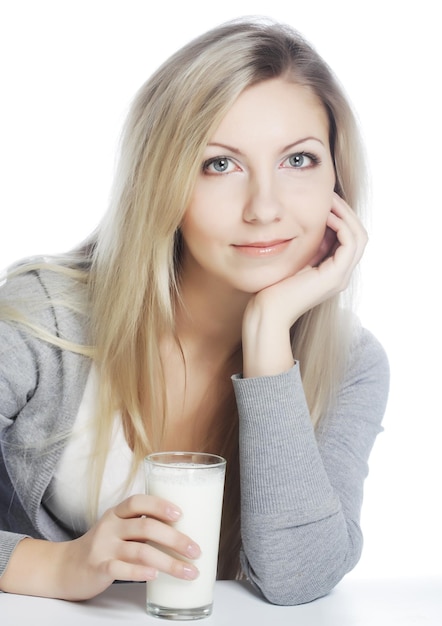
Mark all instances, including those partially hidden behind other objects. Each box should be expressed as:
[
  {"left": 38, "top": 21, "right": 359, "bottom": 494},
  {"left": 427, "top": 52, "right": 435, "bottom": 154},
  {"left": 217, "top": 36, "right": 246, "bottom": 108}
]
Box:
[
  {"left": 281, "top": 137, "right": 326, "bottom": 152},
  {"left": 207, "top": 142, "right": 243, "bottom": 155},
  {"left": 207, "top": 136, "right": 325, "bottom": 156}
]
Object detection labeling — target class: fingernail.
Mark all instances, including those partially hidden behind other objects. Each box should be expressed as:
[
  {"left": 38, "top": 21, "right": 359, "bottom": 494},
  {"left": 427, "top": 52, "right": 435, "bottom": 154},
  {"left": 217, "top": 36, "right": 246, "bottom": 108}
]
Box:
[
  {"left": 183, "top": 565, "right": 199, "bottom": 580},
  {"left": 186, "top": 543, "right": 201, "bottom": 559},
  {"left": 166, "top": 506, "right": 181, "bottom": 521},
  {"left": 146, "top": 568, "right": 158, "bottom": 581}
]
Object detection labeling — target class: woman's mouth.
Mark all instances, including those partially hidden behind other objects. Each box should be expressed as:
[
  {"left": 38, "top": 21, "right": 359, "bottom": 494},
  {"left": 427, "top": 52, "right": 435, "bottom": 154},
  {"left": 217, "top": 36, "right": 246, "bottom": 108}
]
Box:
[{"left": 232, "top": 239, "right": 293, "bottom": 257}]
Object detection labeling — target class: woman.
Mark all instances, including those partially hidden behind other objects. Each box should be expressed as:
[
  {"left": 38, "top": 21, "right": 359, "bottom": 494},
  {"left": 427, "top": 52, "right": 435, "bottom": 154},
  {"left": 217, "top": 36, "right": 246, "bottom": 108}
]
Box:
[{"left": 0, "top": 18, "right": 389, "bottom": 605}]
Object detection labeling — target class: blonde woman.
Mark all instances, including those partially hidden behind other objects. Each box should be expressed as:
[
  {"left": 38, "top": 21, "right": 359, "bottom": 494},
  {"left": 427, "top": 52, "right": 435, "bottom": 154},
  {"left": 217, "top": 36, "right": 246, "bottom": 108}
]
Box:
[{"left": 0, "top": 18, "right": 389, "bottom": 605}]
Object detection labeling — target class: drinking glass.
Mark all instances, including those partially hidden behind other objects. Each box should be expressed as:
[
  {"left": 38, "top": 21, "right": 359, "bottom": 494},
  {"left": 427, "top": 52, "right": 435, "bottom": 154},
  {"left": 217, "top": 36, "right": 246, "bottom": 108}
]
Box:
[{"left": 144, "top": 452, "right": 226, "bottom": 620}]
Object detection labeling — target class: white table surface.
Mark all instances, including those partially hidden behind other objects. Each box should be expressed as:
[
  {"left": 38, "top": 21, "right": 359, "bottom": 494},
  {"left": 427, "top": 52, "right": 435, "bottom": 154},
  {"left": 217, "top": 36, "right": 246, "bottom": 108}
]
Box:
[{"left": 2, "top": 576, "right": 441, "bottom": 625}]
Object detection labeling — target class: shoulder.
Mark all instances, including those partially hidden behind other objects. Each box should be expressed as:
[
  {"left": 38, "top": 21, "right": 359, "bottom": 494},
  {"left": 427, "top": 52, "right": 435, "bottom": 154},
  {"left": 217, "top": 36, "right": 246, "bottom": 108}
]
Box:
[
  {"left": 1, "top": 260, "right": 85, "bottom": 300},
  {"left": 348, "top": 320, "right": 389, "bottom": 382},
  {"left": 339, "top": 318, "right": 390, "bottom": 421},
  {"left": 0, "top": 263, "right": 92, "bottom": 421},
  {"left": 0, "top": 261, "right": 90, "bottom": 346}
]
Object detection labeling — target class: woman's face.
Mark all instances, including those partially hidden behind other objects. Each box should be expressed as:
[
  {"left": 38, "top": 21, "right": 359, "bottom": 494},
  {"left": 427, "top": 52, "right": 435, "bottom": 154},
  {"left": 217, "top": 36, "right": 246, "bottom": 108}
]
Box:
[{"left": 180, "top": 78, "right": 336, "bottom": 295}]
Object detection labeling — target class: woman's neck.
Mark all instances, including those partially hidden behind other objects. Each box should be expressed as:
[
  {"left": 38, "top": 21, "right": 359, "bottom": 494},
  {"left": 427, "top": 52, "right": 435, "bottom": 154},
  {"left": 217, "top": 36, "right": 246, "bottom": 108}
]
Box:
[
  {"left": 157, "top": 271, "right": 246, "bottom": 453},
  {"left": 176, "top": 271, "right": 250, "bottom": 361}
]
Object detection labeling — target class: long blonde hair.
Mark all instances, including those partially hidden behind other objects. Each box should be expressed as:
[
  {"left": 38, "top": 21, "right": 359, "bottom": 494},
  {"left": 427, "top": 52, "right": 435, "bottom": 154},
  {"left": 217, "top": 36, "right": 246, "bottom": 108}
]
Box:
[{"left": 1, "top": 17, "right": 367, "bottom": 578}]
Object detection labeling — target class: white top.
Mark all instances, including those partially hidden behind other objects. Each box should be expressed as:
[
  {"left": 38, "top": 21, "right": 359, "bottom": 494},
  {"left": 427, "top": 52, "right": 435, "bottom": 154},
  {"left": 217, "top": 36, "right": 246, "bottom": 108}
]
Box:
[{"left": 45, "top": 367, "right": 145, "bottom": 533}]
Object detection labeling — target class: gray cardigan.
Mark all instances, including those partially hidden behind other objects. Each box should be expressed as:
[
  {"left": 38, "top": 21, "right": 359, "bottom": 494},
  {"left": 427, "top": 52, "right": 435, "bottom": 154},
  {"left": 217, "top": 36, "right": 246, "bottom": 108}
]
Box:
[{"left": 0, "top": 269, "right": 389, "bottom": 605}]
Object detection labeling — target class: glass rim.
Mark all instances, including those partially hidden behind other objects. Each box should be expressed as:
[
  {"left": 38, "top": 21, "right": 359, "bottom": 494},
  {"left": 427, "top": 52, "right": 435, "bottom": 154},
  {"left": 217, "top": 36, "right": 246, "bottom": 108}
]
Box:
[{"left": 145, "top": 451, "right": 226, "bottom": 469}]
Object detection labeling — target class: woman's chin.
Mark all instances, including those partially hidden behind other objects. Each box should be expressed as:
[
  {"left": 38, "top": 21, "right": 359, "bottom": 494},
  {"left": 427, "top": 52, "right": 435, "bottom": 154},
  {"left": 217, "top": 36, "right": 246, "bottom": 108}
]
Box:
[{"left": 232, "top": 271, "right": 297, "bottom": 295}]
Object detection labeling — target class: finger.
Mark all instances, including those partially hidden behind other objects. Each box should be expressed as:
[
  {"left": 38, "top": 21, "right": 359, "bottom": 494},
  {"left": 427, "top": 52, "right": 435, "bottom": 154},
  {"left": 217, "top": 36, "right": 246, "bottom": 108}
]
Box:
[
  {"left": 331, "top": 192, "right": 357, "bottom": 217},
  {"left": 120, "top": 516, "right": 201, "bottom": 560},
  {"left": 102, "top": 556, "right": 159, "bottom": 583},
  {"left": 114, "top": 494, "right": 181, "bottom": 523},
  {"left": 116, "top": 541, "right": 199, "bottom": 581},
  {"left": 327, "top": 207, "right": 367, "bottom": 257},
  {"left": 331, "top": 193, "right": 368, "bottom": 245},
  {"left": 325, "top": 213, "right": 361, "bottom": 274},
  {"left": 320, "top": 215, "right": 364, "bottom": 291}
]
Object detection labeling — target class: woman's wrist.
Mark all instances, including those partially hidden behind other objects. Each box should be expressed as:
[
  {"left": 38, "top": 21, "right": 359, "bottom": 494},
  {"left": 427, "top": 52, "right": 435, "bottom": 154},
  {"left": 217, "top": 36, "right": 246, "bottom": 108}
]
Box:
[
  {"left": 0, "top": 537, "right": 68, "bottom": 598},
  {"left": 242, "top": 303, "right": 294, "bottom": 378}
]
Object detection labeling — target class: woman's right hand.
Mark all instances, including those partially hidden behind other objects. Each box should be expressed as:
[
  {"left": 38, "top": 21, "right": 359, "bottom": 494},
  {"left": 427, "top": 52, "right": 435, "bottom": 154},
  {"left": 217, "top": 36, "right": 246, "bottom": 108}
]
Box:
[{"left": 0, "top": 494, "right": 201, "bottom": 600}]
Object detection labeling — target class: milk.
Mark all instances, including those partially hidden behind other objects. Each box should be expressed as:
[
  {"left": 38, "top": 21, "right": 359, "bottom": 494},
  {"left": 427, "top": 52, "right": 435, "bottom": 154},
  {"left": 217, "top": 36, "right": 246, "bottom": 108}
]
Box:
[{"left": 145, "top": 455, "right": 226, "bottom": 615}]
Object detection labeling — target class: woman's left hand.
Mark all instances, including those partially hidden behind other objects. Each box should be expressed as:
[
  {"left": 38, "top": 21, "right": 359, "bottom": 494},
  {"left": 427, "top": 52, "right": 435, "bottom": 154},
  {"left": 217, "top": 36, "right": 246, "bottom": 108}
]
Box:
[{"left": 241, "top": 193, "right": 367, "bottom": 377}]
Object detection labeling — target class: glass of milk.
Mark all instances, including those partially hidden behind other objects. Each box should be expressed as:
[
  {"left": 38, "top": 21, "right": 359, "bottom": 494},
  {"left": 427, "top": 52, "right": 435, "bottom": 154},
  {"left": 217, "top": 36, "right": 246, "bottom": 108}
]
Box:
[{"left": 144, "top": 452, "right": 226, "bottom": 620}]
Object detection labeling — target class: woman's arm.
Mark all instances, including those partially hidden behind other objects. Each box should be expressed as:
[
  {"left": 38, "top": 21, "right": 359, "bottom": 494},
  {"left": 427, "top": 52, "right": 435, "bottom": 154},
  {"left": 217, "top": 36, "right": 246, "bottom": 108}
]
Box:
[
  {"left": 233, "top": 328, "right": 389, "bottom": 605},
  {"left": 0, "top": 272, "right": 201, "bottom": 599},
  {"left": 235, "top": 195, "right": 388, "bottom": 604}
]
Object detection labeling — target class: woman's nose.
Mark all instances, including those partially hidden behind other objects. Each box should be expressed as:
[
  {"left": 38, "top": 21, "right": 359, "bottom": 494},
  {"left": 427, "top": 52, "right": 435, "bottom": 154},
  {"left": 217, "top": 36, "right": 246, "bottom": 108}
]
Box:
[{"left": 242, "top": 176, "right": 283, "bottom": 224}]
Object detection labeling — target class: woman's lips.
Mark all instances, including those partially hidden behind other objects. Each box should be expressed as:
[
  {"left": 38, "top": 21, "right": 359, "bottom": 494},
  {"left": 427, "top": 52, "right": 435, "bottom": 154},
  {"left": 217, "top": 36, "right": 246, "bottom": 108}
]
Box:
[{"left": 232, "top": 239, "right": 292, "bottom": 257}]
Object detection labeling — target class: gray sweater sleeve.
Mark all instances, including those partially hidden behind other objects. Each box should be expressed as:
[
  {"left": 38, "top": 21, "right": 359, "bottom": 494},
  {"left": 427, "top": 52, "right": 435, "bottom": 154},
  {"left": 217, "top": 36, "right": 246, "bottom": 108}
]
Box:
[
  {"left": 232, "top": 327, "right": 389, "bottom": 605},
  {"left": 0, "top": 270, "right": 90, "bottom": 578}
]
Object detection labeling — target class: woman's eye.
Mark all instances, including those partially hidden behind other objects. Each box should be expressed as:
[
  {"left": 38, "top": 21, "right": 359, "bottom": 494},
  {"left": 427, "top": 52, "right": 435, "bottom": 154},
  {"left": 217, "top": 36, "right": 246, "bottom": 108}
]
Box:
[
  {"left": 282, "top": 152, "right": 319, "bottom": 169},
  {"left": 203, "top": 157, "right": 236, "bottom": 174}
]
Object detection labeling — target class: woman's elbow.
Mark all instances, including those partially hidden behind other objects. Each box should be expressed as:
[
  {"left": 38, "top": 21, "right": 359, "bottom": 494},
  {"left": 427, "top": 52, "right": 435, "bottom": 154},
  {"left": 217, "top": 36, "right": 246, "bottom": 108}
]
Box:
[
  {"left": 255, "top": 571, "right": 344, "bottom": 606},
  {"left": 242, "top": 539, "right": 362, "bottom": 605}
]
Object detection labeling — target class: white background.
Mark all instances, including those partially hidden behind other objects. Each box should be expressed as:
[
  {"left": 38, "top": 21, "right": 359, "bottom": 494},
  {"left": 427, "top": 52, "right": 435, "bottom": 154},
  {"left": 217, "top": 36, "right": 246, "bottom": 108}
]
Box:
[{"left": 0, "top": 1, "right": 441, "bottom": 580}]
